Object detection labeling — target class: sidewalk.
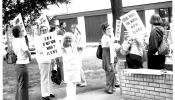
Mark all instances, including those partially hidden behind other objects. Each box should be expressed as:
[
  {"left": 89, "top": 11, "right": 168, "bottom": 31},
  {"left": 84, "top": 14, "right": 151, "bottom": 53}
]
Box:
[{"left": 58, "top": 88, "right": 123, "bottom": 100}]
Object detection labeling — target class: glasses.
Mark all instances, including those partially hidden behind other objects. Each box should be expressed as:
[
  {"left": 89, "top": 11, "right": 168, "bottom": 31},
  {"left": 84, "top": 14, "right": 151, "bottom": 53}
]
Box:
[{"left": 40, "top": 29, "right": 48, "bottom": 32}]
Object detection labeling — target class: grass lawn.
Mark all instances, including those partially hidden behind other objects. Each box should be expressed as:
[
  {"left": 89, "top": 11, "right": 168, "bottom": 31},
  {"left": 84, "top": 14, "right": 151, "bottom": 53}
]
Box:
[{"left": 3, "top": 47, "right": 107, "bottom": 100}]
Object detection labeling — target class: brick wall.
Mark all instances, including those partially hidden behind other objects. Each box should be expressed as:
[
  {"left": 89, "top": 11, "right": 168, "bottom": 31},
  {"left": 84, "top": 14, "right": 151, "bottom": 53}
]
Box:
[{"left": 118, "top": 60, "right": 173, "bottom": 100}]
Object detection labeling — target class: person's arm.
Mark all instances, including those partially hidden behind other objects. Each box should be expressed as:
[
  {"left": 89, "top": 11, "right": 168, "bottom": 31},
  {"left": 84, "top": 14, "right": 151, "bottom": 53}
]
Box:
[
  {"left": 25, "top": 50, "right": 31, "bottom": 61},
  {"left": 148, "top": 30, "right": 159, "bottom": 56}
]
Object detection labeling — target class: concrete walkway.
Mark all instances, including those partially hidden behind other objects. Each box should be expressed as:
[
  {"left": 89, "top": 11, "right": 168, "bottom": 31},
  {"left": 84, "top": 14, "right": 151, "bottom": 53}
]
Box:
[{"left": 59, "top": 88, "right": 123, "bottom": 100}]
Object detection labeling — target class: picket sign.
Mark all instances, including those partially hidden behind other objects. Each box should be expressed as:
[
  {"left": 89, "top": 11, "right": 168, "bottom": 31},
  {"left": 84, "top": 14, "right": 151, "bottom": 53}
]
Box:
[
  {"left": 120, "top": 10, "right": 146, "bottom": 39},
  {"left": 115, "top": 20, "right": 122, "bottom": 41},
  {"left": 40, "top": 32, "right": 62, "bottom": 59},
  {"left": 12, "top": 14, "right": 27, "bottom": 36},
  {"left": 74, "top": 28, "right": 81, "bottom": 47},
  {"left": 63, "top": 54, "right": 81, "bottom": 83},
  {"left": 35, "top": 14, "right": 50, "bottom": 30}
]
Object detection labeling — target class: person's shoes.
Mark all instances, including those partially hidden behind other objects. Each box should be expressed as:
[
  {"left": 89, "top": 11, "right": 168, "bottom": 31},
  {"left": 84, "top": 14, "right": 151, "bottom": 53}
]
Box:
[
  {"left": 105, "top": 90, "right": 113, "bottom": 94},
  {"left": 115, "top": 84, "right": 120, "bottom": 87},
  {"left": 50, "top": 94, "right": 55, "bottom": 97},
  {"left": 77, "top": 83, "right": 87, "bottom": 87},
  {"left": 42, "top": 97, "right": 51, "bottom": 100}
]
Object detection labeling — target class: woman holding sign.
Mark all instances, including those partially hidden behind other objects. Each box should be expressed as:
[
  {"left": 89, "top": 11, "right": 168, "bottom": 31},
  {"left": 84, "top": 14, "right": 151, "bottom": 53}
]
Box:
[
  {"left": 35, "top": 25, "right": 55, "bottom": 100},
  {"left": 61, "top": 32, "right": 81, "bottom": 100},
  {"left": 101, "top": 22, "right": 117, "bottom": 94}
]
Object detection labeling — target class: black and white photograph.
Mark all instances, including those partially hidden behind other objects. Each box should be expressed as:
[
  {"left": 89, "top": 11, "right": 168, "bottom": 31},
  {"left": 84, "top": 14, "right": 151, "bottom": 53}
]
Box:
[{"left": 2, "top": 0, "right": 173, "bottom": 100}]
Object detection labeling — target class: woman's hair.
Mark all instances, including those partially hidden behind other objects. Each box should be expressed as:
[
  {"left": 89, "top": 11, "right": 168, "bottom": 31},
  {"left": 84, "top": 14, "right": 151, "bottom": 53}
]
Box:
[
  {"left": 12, "top": 25, "right": 21, "bottom": 38},
  {"left": 49, "top": 26, "right": 56, "bottom": 32},
  {"left": 100, "top": 22, "right": 109, "bottom": 33},
  {"left": 150, "top": 14, "right": 163, "bottom": 26},
  {"left": 71, "top": 24, "right": 77, "bottom": 30},
  {"left": 60, "top": 22, "right": 66, "bottom": 27}
]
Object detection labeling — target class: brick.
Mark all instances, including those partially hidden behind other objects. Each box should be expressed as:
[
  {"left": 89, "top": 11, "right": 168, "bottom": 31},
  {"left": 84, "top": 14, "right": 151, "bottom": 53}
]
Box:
[
  {"left": 166, "top": 98, "right": 173, "bottom": 100},
  {"left": 148, "top": 79, "right": 154, "bottom": 82},
  {"left": 166, "top": 89, "right": 173, "bottom": 93},
  {"left": 122, "top": 87, "right": 130, "bottom": 91},
  {"left": 155, "top": 87, "right": 165, "bottom": 92},
  {"left": 145, "top": 94, "right": 154, "bottom": 99},
  {"left": 124, "top": 80, "right": 130, "bottom": 83},
  {"left": 149, "top": 91, "right": 160, "bottom": 96},
  {"left": 149, "top": 83, "right": 159, "bottom": 87},
  {"left": 130, "top": 88, "right": 140, "bottom": 92},
  {"left": 154, "top": 96, "right": 166, "bottom": 100},
  {"left": 170, "top": 75, "right": 173, "bottom": 80},
  {"left": 140, "top": 82, "right": 148, "bottom": 86},
  {"left": 156, "top": 80, "right": 165, "bottom": 83},
  {"left": 165, "top": 81, "right": 173, "bottom": 85},
  {"left": 130, "top": 80, "right": 139, "bottom": 85},
  {"left": 122, "top": 94, "right": 130, "bottom": 99},
  {"left": 121, "top": 83, "right": 126, "bottom": 87},
  {"left": 140, "top": 90, "right": 150, "bottom": 94},
  {"left": 135, "top": 85, "right": 144, "bottom": 89},
  {"left": 122, "top": 91, "right": 127, "bottom": 94},
  {"left": 160, "top": 93, "right": 172, "bottom": 98},
  {"left": 127, "top": 91, "right": 135, "bottom": 95},
  {"left": 166, "top": 75, "right": 170, "bottom": 80},
  {"left": 135, "top": 93, "right": 144, "bottom": 97},
  {"left": 144, "top": 86, "right": 154, "bottom": 91},
  {"left": 160, "top": 84, "right": 171, "bottom": 89},
  {"left": 159, "top": 75, "right": 163, "bottom": 80},
  {"left": 125, "top": 84, "right": 134, "bottom": 88},
  {"left": 171, "top": 86, "right": 173, "bottom": 89},
  {"left": 143, "top": 78, "right": 147, "bottom": 81},
  {"left": 152, "top": 75, "right": 156, "bottom": 79}
]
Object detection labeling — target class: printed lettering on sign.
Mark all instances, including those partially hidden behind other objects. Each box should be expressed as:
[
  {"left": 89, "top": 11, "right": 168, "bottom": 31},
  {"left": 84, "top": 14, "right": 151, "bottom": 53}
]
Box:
[
  {"left": 41, "top": 33, "right": 62, "bottom": 59},
  {"left": 13, "top": 14, "right": 27, "bottom": 36},
  {"left": 36, "top": 14, "right": 50, "bottom": 30},
  {"left": 115, "top": 20, "right": 122, "bottom": 41},
  {"left": 120, "top": 10, "right": 146, "bottom": 38}
]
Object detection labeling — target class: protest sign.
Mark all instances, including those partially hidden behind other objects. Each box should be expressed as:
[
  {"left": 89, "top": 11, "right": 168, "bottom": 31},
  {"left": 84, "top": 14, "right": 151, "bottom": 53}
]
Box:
[
  {"left": 12, "top": 14, "right": 27, "bottom": 36},
  {"left": 74, "top": 28, "right": 81, "bottom": 46},
  {"left": 36, "top": 14, "right": 50, "bottom": 30},
  {"left": 63, "top": 55, "right": 81, "bottom": 83},
  {"left": 120, "top": 10, "right": 146, "bottom": 38},
  {"left": 115, "top": 20, "right": 122, "bottom": 41},
  {"left": 40, "top": 33, "right": 62, "bottom": 59}
]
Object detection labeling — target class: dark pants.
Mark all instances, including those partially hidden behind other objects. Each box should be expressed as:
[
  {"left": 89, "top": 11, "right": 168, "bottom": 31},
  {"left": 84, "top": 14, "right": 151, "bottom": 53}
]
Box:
[
  {"left": 15, "top": 64, "right": 29, "bottom": 100},
  {"left": 148, "top": 55, "right": 165, "bottom": 70},
  {"left": 126, "top": 54, "right": 143, "bottom": 69},
  {"left": 102, "top": 48, "right": 116, "bottom": 91}
]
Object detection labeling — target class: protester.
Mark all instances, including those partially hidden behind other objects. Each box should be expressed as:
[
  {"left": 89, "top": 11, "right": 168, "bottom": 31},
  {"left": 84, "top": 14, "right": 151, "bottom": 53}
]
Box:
[
  {"left": 57, "top": 22, "right": 66, "bottom": 36},
  {"left": 12, "top": 25, "right": 31, "bottom": 100},
  {"left": 70, "top": 24, "right": 87, "bottom": 87},
  {"left": 147, "top": 14, "right": 165, "bottom": 69},
  {"left": 61, "top": 32, "right": 81, "bottom": 100},
  {"left": 101, "top": 22, "right": 116, "bottom": 94},
  {"left": 35, "top": 25, "right": 55, "bottom": 100},
  {"left": 125, "top": 34, "right": 144, "bottom": 69}
]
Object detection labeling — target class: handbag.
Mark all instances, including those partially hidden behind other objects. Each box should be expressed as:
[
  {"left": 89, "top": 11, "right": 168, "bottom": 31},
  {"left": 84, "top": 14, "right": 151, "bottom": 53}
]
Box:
[
  {"left": 5, "top": 51, "right": 17, "bottom": 64},
  {"left": 96, "top": 44, "right": 102, "bottom": 59},
  {"left": 51, "top": 67, "right": 62, "bottom": 85}
]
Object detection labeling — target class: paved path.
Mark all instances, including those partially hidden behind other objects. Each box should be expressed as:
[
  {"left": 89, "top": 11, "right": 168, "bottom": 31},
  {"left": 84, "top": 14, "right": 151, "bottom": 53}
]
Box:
[{"left": 58, "top": 88, "right": 123, "bottom": 100}]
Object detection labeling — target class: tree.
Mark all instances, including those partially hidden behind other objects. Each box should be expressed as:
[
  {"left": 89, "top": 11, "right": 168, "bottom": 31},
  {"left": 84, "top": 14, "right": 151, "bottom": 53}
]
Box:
[
  {"left": 110, "top": 0, "right": 123, "bottom": 35},
  {"left": 3, "top": 0, "right": 71, "bottom": 25}
]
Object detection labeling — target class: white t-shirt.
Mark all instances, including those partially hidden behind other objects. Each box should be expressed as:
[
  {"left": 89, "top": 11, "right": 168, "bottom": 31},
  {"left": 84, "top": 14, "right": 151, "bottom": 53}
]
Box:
[
  {"left": 101, "top": 34, "right": 113, "bottom": 48},
  {"left": 12, "top": 38, "right": 29, "bottom": 64}
]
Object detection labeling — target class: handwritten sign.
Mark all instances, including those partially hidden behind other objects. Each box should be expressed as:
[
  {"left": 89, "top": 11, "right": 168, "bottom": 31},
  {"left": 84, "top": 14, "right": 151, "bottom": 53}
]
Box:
[
  {"left": 63, "top": 55, "right": 81, "bottom": 83},
  {"left": 12, "top": 14, "right": 27, "bottom": 36},
  {"left": 40, "top": 33, "right": 62, "bottom": 59},
  {"left": 120, "top": 10, "right": 146, "bottom": 38},
  {"left": 74, "top": 28, "right": 81, "bottom": 46},
  {"left": 36, "top": 14, "right": 50, "bottom": 30},
  {"left": 115, "top": 20, "right": 122, "bottom": 41}
]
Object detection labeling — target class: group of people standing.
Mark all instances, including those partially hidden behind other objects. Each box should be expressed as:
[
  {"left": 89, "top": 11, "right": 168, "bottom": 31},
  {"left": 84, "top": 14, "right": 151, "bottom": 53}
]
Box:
[
  {"left": 10, "top": 13, "right": 172, "bottom": 100},
  {"left": 11, "top": 22, "right": 87, "bottom": 100},
  {"left": 100, "top": 13, "right": 172, "bottom": 94}
]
